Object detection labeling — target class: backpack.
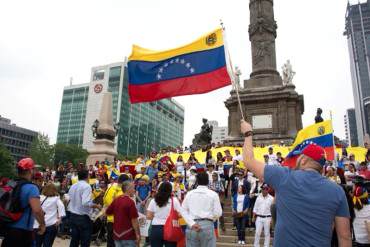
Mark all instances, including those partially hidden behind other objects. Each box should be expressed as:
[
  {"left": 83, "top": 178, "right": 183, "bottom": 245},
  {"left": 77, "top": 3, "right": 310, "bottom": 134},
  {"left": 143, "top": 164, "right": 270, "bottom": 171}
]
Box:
[{"left": 0, "top": 179, "right": 32, "bottom": 226}]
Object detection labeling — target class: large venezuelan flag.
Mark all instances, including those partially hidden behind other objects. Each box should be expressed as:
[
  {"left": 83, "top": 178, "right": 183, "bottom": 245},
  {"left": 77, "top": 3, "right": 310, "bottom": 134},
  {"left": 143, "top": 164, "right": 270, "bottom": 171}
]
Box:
[
  {"left": 128, "top": 28, "right": 231, "bottom": 103},
  {"left": 283, "top": 120, "right": 335, "bottom": 169}
]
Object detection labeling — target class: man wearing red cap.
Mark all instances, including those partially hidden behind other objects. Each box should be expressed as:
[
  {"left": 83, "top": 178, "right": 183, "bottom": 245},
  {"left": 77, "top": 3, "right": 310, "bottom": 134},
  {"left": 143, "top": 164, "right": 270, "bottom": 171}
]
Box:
[
  {"left": 2, "top": 158, "right": 46, "bottom": 247},
  {"left": 240, "top": 120, "right": 351, "bottom": 247}
]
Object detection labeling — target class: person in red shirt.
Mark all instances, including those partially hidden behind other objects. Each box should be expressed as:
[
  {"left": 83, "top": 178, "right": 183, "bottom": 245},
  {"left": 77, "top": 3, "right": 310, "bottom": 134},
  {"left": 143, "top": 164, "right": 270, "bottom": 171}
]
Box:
[{"left": 106, "top": 181, "right": 140, "bottom": 247}]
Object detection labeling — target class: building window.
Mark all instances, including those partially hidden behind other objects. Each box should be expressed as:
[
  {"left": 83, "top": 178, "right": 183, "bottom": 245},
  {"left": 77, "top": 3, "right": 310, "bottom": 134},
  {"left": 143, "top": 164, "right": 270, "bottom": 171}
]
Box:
[{"left": 93, "top": 70, "right": 105, "bottom": 81}]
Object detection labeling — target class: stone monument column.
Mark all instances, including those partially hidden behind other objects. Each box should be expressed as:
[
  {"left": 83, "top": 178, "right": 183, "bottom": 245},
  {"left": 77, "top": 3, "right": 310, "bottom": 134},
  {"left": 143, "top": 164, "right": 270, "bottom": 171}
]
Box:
[
  {"left": 225, "top": 0, "right": 304, "bottom": 145},
  {"left": 246, "top": 0, "right": 282, "bottom": 88}
]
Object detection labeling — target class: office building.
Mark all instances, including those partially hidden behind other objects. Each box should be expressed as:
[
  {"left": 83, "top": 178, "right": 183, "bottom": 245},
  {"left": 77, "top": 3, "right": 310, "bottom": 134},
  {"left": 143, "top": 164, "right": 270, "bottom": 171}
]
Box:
[
  {"left": 57, "top": 61, "right": 185, "bottom": 157},
  {"left": 344, "top": 108, "right": 359, "bottom": 146},
  {"left": 208, "top": 120, "right": 228, "bottom": 144},
  {"left": 344, "top": 1, "right": 370, "bottom": 145},
  {"left": 56, "top": 83, "right": 89, "bottom": 146},
  {"left": 0, "top": 115, "right": 37, "bottom": 161}
]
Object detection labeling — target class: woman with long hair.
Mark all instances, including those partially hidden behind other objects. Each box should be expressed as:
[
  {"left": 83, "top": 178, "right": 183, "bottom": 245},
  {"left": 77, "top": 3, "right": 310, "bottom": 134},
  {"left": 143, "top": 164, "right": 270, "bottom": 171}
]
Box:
[
  {"left": 34, "top": 183, "right": 66, "bottom": 247},
  {"left": 146, "top": 182, "right": 189, "bottom": 247},
  {"left": 352, "top": 185, "right": 370, "bottom": 246},
  {"left": 205, "top": 150, "right": 215, "bottom": 166}
]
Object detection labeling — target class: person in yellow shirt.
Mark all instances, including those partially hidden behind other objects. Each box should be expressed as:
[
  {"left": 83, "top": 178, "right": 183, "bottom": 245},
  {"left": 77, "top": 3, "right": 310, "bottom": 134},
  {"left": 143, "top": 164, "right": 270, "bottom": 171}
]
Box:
[
  {"left": 103, "top": 174, "right": 130, "bottom": 247},
  {"left": 173, "top": 173, "right": 186, "bottom": 202}
]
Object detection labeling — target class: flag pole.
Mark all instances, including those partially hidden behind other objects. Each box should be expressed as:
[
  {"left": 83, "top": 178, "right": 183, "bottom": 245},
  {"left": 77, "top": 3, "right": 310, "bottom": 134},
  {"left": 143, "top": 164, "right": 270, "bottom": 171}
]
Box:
[
  {"left": 329, "top": 110, "right": 337, "bottom": 166},
  {"left": 220, "top": 20, "right": 245, "bottom": 120}
]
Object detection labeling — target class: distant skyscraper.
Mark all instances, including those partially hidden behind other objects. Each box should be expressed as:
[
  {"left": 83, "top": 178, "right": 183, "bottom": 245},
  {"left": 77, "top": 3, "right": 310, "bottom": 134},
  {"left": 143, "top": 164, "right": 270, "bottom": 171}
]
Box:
[
  {"left": 344, "top": 108, "right": 359, "bottom": 146},
  {"left": 344, "top": 1, "right": 370, "bottom": 145},
  {"left": 56, "top": 83, "right": 89, "bottom": 146},
  {"left": 0, "top": 115, "right": 37, "bottom": 161},
  {"left": 57, "top": 61, "right": 185, "bottom": 157},
  {"left": 208, "top": 120, "right": 228, "bottom": 144}
]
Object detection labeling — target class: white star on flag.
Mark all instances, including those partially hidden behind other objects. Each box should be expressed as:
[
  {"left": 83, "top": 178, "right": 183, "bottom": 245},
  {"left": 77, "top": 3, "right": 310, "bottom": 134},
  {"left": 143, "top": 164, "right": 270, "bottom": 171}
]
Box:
[
  {"left": 186, "top": 63, "right": 191, "bottom": 68},
  {"left": 164, "top": 63, "right": 168, "bottom": 67},
  {"left": 180, "top": 59, "right": 185, "bottom": 64},
  {"left": 159, "top": 68, "right": 163, "bottom": 73},
  {"left": 157, "top": 74, "right": 162, "bottom": 79},
  {"left": 190, "top": 68, "right": 195, "bottom": 73},
  {"left": 170, "top": 60, "right": 174, "bottom": 64},
  {"left": 175, "top": 58, "right": 179, "bottom": 63}
]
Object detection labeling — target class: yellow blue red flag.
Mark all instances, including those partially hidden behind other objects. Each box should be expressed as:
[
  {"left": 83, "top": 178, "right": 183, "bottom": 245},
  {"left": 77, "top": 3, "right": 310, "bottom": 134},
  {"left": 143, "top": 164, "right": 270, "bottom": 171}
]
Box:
[
  {"left": 283, "top": 120, "right": 335, "bottom": 168},
  {"left": 128, "top": 28, "right": 231, "bottom": 103}
]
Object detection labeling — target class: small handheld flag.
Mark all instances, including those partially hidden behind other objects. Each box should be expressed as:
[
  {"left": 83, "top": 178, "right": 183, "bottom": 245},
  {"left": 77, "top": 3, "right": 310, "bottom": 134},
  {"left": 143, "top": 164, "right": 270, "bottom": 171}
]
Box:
[{"left": 283, "top": 120, "right": 335, "bottom": 168}]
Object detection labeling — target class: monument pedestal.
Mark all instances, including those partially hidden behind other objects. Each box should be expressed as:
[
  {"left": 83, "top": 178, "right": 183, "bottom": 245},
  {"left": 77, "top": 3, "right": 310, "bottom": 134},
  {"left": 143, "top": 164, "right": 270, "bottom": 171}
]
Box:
[
  {"left": 86, "top": 139, "right": 117, "bottom": 165},
  {"left": 226, "top": 84, "right": 304, "bottom": 145}
]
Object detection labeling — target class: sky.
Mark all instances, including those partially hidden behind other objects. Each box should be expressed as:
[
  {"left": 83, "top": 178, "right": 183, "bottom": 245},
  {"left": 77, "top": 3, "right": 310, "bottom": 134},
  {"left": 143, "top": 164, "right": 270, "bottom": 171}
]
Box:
[{"left": 0, "top": 0, "right": 357, "bottom": 147}]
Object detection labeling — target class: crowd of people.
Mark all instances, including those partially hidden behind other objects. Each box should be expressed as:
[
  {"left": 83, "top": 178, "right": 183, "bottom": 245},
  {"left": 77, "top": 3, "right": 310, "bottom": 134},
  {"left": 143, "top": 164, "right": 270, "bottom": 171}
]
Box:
[{"left": 1, "top": 126, "right": 370, "bottom": 247}]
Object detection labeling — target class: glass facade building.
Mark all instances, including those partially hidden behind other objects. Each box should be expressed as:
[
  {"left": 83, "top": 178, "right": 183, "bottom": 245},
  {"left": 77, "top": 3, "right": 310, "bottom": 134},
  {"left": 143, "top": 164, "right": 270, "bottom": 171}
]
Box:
[
  {"left": 58, "top": 61, "right": 184, "bottom": 157},
  {"left": 345, "top": 1, "right": 370, "bottom": 145},
  {"left": 0, "top": 115, "right": 37, "bottom": 161},
  {"left": 56, "top": 83, "right": 89, "bottom": 146},
  {"left": 344, "top": 108, "right": 359, "bottom": 146}
]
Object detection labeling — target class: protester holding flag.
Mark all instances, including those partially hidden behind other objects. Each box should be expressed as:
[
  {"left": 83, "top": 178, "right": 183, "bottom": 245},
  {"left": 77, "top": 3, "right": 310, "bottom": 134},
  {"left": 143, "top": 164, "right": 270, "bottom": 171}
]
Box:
[{"left": 241, "top": 120, "right": 352, "bottom": 247}]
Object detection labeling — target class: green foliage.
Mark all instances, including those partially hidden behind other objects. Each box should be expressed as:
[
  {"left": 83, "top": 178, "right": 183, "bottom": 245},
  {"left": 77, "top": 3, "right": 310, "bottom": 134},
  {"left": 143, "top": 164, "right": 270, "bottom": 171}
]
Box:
[
  {"left": 0, "top": 142, "right": 16, "bottom": 178},
  {"left": 29, "top": 133, "right": 54, "bottom": 167},
  {"left": 53, "top": 143, "right": 88, "bottom": 166}
]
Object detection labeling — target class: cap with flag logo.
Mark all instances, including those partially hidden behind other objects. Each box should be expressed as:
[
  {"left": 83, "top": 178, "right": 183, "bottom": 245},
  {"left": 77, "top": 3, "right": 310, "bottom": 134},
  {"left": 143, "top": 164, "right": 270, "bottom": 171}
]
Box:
[{"left": 300, "top": 143, "right": 326, "bottom": 166}]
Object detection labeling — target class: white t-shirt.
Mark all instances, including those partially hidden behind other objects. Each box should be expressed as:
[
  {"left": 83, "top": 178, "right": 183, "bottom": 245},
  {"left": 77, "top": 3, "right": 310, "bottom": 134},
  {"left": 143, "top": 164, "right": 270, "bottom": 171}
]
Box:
[
  {"left": 236, "top": 194, "right": 245, "bottom": 213},
  {"left": 147, "top": 197, "right": 183, "bottom": 225},
  {"left": 232, "top": 154, "right": 242, "bottom": 162},
  {"left": 344, "top": 170, "right": 357, "bottom": 186},
  {"left": 176, "top": 161, "right": 184, "bottom": 173},
  {"left": 268, "top": 154, "right": 278, "bottom": 166},
  {"left": 353, "top": 205, "right": 370, "bottom": 244}
]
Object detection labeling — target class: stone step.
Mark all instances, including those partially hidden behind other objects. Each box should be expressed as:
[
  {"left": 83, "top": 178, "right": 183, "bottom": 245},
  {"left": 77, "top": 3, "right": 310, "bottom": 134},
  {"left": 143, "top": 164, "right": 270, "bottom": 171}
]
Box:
[
  {"left": 217, "top": 243, "right": 272, "bottom": 247},
  {"left": 217, "top": 235, "right": 272, "bottom": 243},
  {"left": 223, "top": 211, "right": 233, "bottom": 217},
  {"left": 221, "top": 228, "right": 256, "bottom": 236}
]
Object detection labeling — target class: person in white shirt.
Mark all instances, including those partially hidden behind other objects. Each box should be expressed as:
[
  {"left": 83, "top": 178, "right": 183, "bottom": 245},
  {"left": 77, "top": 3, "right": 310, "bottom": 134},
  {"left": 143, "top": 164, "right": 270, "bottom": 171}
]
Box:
[
  {"left": 344, "top": 163, "right": 358, "bottom": 186},
  {"left": 187, "top": 166, "right": 197, "bottom": 190},
  {"left": 147, "top": 182, "right": 194, "bottom": 247},
  {"left": 267, "top": 147, "right": 278, "bottom": 166},
  {"left": 253, "top": 184, "right": 274, "bottom": 247},
  {"left": 233, "top": 149, "right": 243, "bottom": 162},
  {"left": 67, "top": 169, "right": 101, "bottom": 247},
  {"left": 353, "top": 186, "right": 370, "bottom": 246},
  {"left": 34, "top": 183, "right": 66, "bottom": 247},
  {"left": 182, "top": 172, "right": 223, "bottom": 247},
  {"left": 176, "top": 155, "right": 185, "bottom": 173}
]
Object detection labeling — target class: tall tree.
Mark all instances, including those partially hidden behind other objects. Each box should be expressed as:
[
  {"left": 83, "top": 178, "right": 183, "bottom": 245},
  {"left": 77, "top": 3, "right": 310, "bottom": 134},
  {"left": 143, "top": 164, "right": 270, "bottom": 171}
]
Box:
[
  {"left": 0, "top": 142, "right": 16, "bottom": 178},
  {"left": 54, "top": 143, "right": 88, "bottom": 166},
  {"left": 29, "top": 133, "right": 54, "bottom": 167}
]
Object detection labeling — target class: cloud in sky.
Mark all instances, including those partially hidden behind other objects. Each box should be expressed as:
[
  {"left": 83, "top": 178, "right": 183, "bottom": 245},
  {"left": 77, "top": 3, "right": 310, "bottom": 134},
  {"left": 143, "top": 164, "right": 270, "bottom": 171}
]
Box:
[{"left": 0, "top": 0, "right": 354, "bottom": 147}]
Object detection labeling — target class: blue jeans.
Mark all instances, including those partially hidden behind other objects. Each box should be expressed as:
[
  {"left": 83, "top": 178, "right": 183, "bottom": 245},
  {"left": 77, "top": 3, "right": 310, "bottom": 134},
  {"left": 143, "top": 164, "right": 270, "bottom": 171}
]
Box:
[
  {"left": 69, "top": 213, "right": 92, "bottom": 247},
  {"left": 186, "top": 220, "right": 216, "bottom": 247},
  {"left": 235, "top": 216, "right": 246, "bottom": 241},
  {"left": 35, "top": 225, "right": 58, "bottom": 247},
  {"left": 150, "top": 225, "right": 177, "bottom": 247},
  {"left": 114, "top": 240, "right": 136, "bottom": 247}
]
